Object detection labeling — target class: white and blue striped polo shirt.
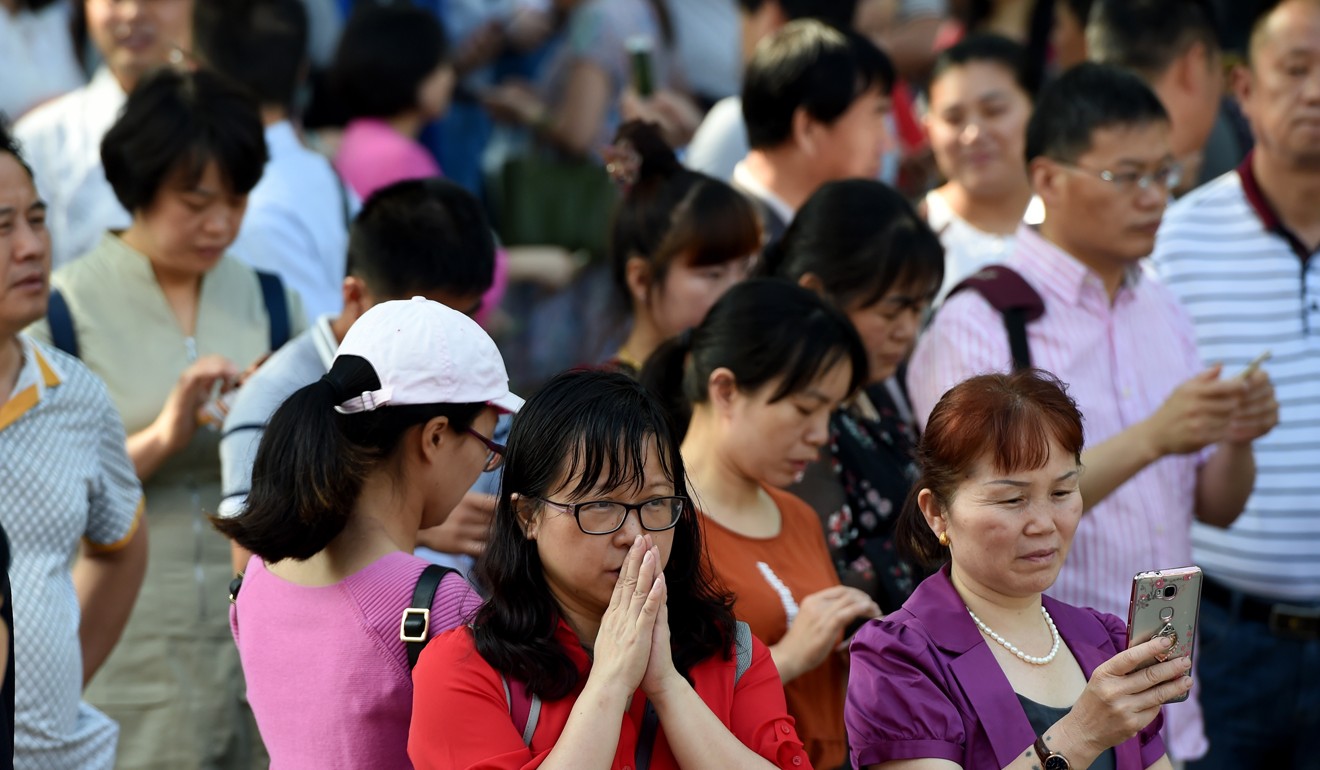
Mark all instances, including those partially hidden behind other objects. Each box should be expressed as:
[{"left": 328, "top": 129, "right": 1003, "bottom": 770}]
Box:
[{"left": 1151, "top": 156, "right": 1320, "bottom": 603}]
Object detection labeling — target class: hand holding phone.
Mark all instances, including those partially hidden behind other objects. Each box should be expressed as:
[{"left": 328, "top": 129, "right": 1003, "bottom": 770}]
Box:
[
  {"left": 1126, "top": 566, "right": 1203, "bottom": 702},
  {"left": 1236, "top": 350, "right": 1271, "bottom": 379}
]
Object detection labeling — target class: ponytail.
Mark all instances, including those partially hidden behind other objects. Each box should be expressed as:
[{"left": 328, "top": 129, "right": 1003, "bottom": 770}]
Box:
[{"left": 213, "top": 355, "right": 483, "bottom": 562}]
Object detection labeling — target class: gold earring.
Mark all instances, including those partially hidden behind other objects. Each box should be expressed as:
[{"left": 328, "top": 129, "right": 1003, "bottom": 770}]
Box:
[{"left": 938, "top": 531, "right": 950, "bottom": 547}]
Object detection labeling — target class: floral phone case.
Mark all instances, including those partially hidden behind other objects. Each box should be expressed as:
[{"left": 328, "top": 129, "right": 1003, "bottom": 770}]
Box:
[{"left": 1126, "top": 566, "right": 1203, "bottom": 701}]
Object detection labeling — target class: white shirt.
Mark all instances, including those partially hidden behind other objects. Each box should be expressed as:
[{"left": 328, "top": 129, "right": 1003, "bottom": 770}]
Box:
[
  {"left": 665, "top": 0, "right": 740, "bottom": 100},
  {"left": 686, "top": 96, "right": 745, "bottom": 182},
  {"left": 0, "top": 1, "right": 85, "bottom": 121},
  {"left": 228, "top": 121, "right": 356, "bottom": 321},
  {"left": 14, "top": 67, "right": 130, "bottom": 269},
  {"left": 732, "top": 159, "right": 795, "bottom": 229},
  {"left": 925, "top": 189, "right": 1046, "bottom": 304}
]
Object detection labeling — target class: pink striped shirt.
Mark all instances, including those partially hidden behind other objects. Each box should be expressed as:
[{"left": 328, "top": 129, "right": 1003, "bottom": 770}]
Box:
[{"left": 907, "top": 224, "right": 1208, "bottom": 759}]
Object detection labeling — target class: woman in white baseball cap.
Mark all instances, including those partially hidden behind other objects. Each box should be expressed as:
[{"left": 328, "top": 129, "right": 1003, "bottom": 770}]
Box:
[{"left": 214, "top": 296, "right": 521, "bottom": 770}]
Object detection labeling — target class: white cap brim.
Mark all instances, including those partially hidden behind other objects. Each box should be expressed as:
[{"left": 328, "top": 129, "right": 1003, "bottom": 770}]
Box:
[{"left": 489, "top": 392, "right": 524, "bottom": 414}]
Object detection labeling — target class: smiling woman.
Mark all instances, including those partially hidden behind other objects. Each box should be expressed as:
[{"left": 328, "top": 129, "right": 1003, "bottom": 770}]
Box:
[
  {"left": 846, "top": 370, "right": 1188, "bottom": 770},
  {"left": 23, "top": 67, "right": 305, "bottom": 768}
]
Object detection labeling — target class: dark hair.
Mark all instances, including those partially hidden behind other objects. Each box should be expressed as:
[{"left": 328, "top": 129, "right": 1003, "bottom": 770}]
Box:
[
  {"left": 192, "top": 0, "right": 309, "bottom": 109},
  {"left": 1060, "top": 0, "right": 1096, "bottom": 24},
  {"left": 214, "top": 354, "right": 482, "bottom": 561},
  {"left": 1087, "top": 0, "right": 1220, "bottom": 80},
  {"left": 742, "top": 20, "right": 895, "bottom": 150},
  {"left": 330, "top": 4, "right": 449, "bottom": 119},
  {"left": 1024, "top": 62, "right": 1169, "bottom": 164},
  {"left": 0, "top": 125, "right": 34, "bottom": 181},
  {"left": 101, "top": 67, "right": 267, "bottom": 213},
  {"left": 895, "top": 369, "right": 1085, "bottom": 569},
  {"left": 736, "top": 0, "right": 860, "bottom": 27},
  {"left": 639, "top": 278, "right": 868, "bottom": 439},
  {"left": 473, "top": 370, "right": 735, "bottom": 700},
  {"left": 760, "top": 179, "right": 944, "bottom": 311},
  {"left": 609, "top": 121, "right": 761, "bottom": 307},
  {"left": 960, "top": 0, "right": 1054, "bottom": 93},
  {"left": 932, "top": 34, "right": 1037, "bottom": 100},
  {"left": 346, "top": 178, "right": 496, "bottom": 299}
]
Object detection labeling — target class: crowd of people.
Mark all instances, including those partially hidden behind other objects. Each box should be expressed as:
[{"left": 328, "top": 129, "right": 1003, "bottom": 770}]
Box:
[{"left": 0, "top": 0, "right": 1316, "bottom": 769}]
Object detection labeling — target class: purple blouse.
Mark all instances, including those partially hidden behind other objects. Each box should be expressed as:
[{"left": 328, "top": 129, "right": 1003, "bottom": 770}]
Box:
[{"left": 846, "top": 567, "right": 1167, "bottom": 769}]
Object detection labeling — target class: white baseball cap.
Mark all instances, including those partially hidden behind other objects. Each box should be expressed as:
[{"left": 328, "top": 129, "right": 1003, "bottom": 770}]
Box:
[{"left": 333, "top": 297, "right": 523, "bottom": 415}]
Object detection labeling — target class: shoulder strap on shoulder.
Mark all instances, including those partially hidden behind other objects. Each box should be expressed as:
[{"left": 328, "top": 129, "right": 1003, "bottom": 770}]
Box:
[
  {"left": 502, "top": 674, "right": 542, "bottom": 747},
  {"left": 734, "top": 620, "right": 754, "bottom": 687},
  {"left": 255, "top": 270, "right": 291, "bottom": 352},
  {"left": 401, "top": 564, "right": 454, "bottom": 670},
  {"left": 946, "top": 265, "right": 1045, "bottom": 372},
  {"left": 46, "top": 288, "right": 80, "bottom": 359}
]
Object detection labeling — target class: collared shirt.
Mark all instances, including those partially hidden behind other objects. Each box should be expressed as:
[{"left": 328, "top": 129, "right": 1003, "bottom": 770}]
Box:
[
  {"left": 14, "top": 68, "right": 130, "bottom": 269},
  {"left": 732, "top": 160, "right": 794, "bottom": 245},
  {"left": 0, "top": 336, "right": 143, "bottom": 770},
  {"left": 907, "top": 225, "right": 1209, "bottom": 759},
  {"left": 846, "top": 567, "right": 1166, "bottom": 770},
  {"left": 1151, "top": 154, "right": 1320, "bottom": 603},
  {"left": 229, "top": 121, "right": 357, "bottom": 322}
]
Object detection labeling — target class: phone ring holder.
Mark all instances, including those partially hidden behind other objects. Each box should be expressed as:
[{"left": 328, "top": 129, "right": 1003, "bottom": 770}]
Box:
[{"left": 1153, "top": 623, "right": 1179, "bottom": 661}]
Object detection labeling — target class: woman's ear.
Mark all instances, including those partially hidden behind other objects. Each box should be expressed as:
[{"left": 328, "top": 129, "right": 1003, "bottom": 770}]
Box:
[
  {"left": 511, "top": 493, "right": 539, "bottom": 540},
  {"left": 707, "top": 367, "right": 739, "bottom": 414},
  {"left": 917, "top": 488, "right": 947, "bottom": 540},
  {"left": 419, "top": 415, "right": 452, "bottom": 460},
  {"left": 625, "top": 256, "right": 653, "bottom": 305},
  {"left": 797, "top": 272, "right": 826, "bottom": 297}
]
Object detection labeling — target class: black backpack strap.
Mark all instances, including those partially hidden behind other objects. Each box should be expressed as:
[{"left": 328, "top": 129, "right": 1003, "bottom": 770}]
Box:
[
  {"left": 401, "top": 564, "right": 454, "bottom": 670},
  {"left": 46, "top": 288, "right": 80, "bottom": 359},
  {"left": 947, "top": 266, "right": 1045, "bottom": 372},
  {"left": 255, "top": 270, "right": 290, "bottom": 352}
]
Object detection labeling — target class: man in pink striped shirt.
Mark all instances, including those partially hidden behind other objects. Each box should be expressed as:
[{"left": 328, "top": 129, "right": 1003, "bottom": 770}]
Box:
[{"left": 907, "top": 63, "right": 1279, "bottom": 763}]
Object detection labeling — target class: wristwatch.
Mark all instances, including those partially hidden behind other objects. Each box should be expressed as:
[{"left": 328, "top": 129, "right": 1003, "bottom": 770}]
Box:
[{"left": 1034, "top": 737, "right": 1071, "bottom": 770}]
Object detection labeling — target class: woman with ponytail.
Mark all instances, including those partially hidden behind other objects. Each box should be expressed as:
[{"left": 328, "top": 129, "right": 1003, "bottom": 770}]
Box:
[
  {"left": 214, "top": 297, "right": 522, "bottom": 770},
  {"left": 640, "top": 279, "right": 883, "bottom": 770},
  {"left": 758, "top": 179, "right": 944, "bottom": 616},
  {"left": 604, "top": 121, "right": 761, "bottom": 377}
]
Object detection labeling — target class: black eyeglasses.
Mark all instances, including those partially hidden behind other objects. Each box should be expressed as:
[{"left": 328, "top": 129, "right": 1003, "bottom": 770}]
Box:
[
  {"left": 536, "top": 496, "right": 689, "bottom": 535},
  {"left": 465, "top": 427, "right": 505, "bottom": 472}
]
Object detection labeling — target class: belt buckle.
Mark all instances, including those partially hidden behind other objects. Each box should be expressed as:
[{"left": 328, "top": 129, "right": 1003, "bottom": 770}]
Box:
[{"left": 1268, "top": 603, "right": 1320, "bottom": 640}]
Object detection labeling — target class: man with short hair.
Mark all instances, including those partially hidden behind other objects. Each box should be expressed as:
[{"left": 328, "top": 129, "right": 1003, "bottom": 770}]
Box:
[
  {"left": 1151, "top": 2, "right": 1320, "bottom": 765},
  {"left": 219, "top": 178, "right": 501, "bottom": 575},
  {"left": 192, "top": 0, "right": 356, "bottom": 321},
  {"left": 732, "top": 19, "right": 894, "bottom": 243},
  {"left": 1087, "top": 0, "right": 1225, "bottom": 189},
  {"left": 0, "top": 126, "right": 147, "bottom": 770},
  {"left": 15, "top": 0, "right": 194, "bottom": 267},
  {"left": 907, "top": 63, "right": 1278, "bottom": 764},
  {"left": 685, "top": 0, "right": 859, "bottom": 182}
]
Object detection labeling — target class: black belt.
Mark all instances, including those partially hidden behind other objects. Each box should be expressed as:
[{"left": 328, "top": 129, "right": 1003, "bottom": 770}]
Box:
[{"left": 1202, "top": 578, "right": 1320, "bottom": 640}]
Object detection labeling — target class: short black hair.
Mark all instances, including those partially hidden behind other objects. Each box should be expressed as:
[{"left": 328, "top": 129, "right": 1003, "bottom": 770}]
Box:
[
  {"left": 330, "top": 4, "right": 449, "bottom": 119},
  {"left": 736, "top": 0, "right": 859, "bottom": 27},
  {"left": 346, "top": 178, "right": 496, "bottom": 300},
  {"left": 1060, "top": 0, "right": 1095, "bottom": 23},
  {"left": 192, "top": 0, "right": 309, "bottom": 109},
  {"left": 742, "top": 19, "right": 895, "bottom": 150},
  {"left": 932, "top": 34, "right": 1037, "bottom": 99},
  {"left": 0, "top": 124, "right": 34, "bottom": 181},
  {"left": 1024, "top": 62, "right": 1169, "bottom": 164},
  {"left": 101, "top": 67, "right": 267, "bottom": 213},
  {"left": 1087, "top": 0, "right": 1220, "bottom": 79}
]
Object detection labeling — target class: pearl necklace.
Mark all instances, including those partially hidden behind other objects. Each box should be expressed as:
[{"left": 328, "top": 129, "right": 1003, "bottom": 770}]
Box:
[{"left": 966, "top": 605, "right": 1061, "bottom": 666}]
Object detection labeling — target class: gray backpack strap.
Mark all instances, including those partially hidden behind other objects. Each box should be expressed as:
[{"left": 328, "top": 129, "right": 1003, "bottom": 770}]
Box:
[
  {"left": 734, "top": 621, "right": 754, "bottom": 686},
  {"left": 502, "top": 674, "right": 542, "bottom": 747}
]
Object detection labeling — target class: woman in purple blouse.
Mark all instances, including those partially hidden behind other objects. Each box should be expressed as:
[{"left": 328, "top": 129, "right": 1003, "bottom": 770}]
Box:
[{"left": 846, "top": 370, "right": 1189, "bottom": 770}]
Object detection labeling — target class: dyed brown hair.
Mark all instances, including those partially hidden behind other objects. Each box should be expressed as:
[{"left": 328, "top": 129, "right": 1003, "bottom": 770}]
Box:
[{"left": 896, "top": 369, "right": 1086, "bottom": 568}]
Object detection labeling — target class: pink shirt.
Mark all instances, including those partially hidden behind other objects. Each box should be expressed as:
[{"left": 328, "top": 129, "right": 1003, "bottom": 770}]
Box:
[
  {"left": 231, "top": 551, "right": 483, "bottom": 769},
  {"left": 332, "top": 117, "right": 507, "bottom": 328},
  {"left": 906, "top": 224, "right": 1209, "bottom": 759}
]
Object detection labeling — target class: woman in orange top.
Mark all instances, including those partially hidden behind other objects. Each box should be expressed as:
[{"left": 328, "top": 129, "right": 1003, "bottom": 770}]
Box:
[
  {"left": 641, "top": 279, "right": 884, "bottom": 770},
  {"left": 409, "top": 369, "right": 810, "bottom": 770}
]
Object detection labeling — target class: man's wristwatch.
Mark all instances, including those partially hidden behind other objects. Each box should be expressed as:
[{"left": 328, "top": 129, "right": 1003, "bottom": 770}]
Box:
[{"left": 1034, "top": 736, "right": 1071, "bottom": 770}]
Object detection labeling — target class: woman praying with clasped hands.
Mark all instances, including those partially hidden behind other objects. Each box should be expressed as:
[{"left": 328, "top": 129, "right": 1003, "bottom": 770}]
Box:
[{"left": 846, "top": 370, "right": 1190, "bottom": 770}]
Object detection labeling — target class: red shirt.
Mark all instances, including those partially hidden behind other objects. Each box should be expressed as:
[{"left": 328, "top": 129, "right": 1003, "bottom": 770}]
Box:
[{"left": 409, "top": 621, "right": 811, "bottom": 770}]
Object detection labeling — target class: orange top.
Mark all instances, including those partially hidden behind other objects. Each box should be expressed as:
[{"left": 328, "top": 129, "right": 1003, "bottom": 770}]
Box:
[
  {"left": 700, "top": 486, "right": 849, "bottom": 770},
  {"left": 409, "top": 621, "right": 812, "bottom": 770}
]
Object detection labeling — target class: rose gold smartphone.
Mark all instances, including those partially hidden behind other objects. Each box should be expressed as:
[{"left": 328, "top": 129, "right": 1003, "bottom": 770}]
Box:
[{"left": 1126, "top": 566, "right": 1203, "bottom": 702}]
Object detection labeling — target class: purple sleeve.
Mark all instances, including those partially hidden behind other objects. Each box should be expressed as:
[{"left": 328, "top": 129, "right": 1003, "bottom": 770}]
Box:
[
  {"left": 1093, "top": 609, "right": 1168, "bottom": 767},
  {"left": 846, "top": 619, "right": 967, "bottom": 767}
]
